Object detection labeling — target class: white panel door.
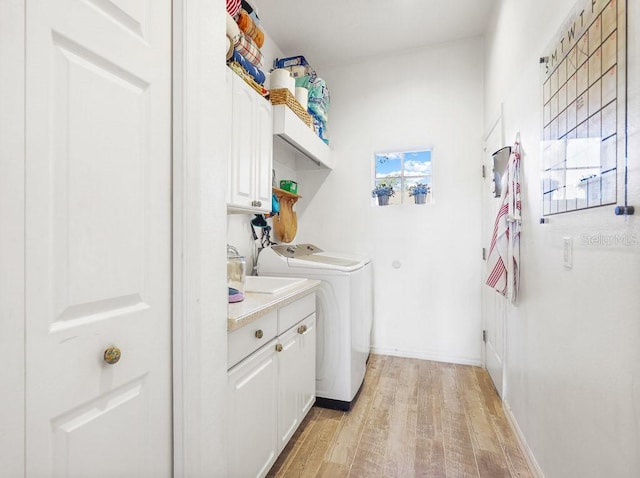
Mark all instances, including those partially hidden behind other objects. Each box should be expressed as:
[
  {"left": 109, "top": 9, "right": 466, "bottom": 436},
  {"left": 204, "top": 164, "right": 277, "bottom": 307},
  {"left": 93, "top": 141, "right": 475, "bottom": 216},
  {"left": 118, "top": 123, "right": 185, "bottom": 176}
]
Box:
[
  {"left": 25, "top": 0, "right": 172, "bottom": 476},
  {"left": 482, "top": 113, "right": 507, "bottom": 398}
]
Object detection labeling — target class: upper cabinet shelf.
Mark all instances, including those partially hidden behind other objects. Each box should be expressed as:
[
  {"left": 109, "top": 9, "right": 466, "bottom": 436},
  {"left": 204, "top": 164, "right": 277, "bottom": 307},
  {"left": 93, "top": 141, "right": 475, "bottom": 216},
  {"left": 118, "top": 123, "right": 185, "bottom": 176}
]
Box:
[{"left": 272, "top": 105, "right": 333, "bottom": 170}]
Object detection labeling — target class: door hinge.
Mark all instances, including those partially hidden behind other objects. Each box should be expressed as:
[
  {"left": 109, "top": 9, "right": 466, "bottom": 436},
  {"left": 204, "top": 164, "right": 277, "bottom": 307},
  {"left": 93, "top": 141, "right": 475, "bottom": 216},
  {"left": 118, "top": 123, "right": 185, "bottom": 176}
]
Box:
[
  {"left": 482, "top": 330, "right": 487, "bottom": 343},
  {"left": 482, "top": 247, "right": 487, "bottom": 260},
  {"left": 482, "top": 165, "right": 486, "bottom": 178}
]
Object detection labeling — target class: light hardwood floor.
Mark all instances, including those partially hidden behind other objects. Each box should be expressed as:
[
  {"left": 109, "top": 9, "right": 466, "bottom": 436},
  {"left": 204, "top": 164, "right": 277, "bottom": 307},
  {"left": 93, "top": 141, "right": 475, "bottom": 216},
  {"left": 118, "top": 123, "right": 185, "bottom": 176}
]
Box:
[{"left": 268, "top": 354, "right": 533, "bottom": 478}]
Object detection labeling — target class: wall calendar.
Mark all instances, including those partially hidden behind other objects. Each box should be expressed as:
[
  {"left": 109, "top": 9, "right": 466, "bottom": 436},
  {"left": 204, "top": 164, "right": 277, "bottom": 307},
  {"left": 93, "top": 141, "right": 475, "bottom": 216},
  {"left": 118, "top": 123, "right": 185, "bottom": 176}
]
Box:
[{"left": 541, "top": 0, "right": 626, "bottom": 215}]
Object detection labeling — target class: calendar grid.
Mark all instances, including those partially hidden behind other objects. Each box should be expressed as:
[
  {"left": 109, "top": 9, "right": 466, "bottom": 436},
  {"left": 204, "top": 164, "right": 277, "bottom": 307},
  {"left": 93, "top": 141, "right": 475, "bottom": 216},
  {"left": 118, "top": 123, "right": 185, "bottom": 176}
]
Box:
[{"left": 541, "top": 0, "right": 625, "bottom": 215}]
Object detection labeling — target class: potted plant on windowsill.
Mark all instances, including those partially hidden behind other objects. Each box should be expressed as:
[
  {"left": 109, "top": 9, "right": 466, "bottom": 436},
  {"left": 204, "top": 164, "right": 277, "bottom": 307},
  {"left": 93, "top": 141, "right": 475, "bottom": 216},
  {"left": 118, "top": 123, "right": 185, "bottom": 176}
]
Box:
[
  {"left": 371, "top": 183, "right": 395, "bottom": 206},
  {"left": 409, "top": 183, "right": 430, "bottom": 204}
]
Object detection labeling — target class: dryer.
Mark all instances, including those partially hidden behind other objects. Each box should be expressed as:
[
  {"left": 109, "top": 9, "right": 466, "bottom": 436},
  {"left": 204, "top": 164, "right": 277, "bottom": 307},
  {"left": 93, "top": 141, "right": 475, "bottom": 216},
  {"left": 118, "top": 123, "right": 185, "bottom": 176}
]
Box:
[{"left": 257, "top": 244, "right": 372, "bottom": 411}]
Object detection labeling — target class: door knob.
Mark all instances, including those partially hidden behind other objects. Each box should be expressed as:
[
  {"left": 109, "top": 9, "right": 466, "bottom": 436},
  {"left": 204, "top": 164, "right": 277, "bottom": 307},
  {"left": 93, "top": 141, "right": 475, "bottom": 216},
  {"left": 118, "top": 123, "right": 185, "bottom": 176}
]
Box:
[{"left": 103, "top": 346, "right": 121, "bottom": 365}]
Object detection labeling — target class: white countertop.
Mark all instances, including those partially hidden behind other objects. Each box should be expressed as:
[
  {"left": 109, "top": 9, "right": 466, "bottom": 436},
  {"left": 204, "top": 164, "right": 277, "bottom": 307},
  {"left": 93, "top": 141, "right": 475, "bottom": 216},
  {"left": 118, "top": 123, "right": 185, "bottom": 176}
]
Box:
[{"left": 227, "top": 278, "right": 320, "bottom": 332}]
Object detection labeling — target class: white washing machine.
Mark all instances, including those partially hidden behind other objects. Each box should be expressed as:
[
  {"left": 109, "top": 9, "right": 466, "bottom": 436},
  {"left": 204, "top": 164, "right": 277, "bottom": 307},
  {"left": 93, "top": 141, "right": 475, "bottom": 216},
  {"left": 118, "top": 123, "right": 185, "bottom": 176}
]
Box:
[{"left": 257, "top": 244, "right": 372, "bottom": 410}]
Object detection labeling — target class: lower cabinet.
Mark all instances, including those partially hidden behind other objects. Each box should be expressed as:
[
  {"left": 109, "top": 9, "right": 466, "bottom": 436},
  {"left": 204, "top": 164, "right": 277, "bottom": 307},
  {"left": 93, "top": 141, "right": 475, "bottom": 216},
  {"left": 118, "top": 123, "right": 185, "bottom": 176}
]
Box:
[
  {"left": 277, "top": 314, "right": 316, "bottom": 452},
  {"left": 228, "top": 340, "right": 279, "bottom": 478},
  {"left": 228, "top": 295, "right": 316, "bottom": 478}
]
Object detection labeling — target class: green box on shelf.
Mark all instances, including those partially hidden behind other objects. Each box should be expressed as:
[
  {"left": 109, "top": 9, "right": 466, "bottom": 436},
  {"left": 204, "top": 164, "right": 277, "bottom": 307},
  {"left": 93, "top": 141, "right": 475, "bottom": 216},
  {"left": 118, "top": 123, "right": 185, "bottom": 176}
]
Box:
[{"left": 280, "top": 180, "right": 298, "bottom": 194}]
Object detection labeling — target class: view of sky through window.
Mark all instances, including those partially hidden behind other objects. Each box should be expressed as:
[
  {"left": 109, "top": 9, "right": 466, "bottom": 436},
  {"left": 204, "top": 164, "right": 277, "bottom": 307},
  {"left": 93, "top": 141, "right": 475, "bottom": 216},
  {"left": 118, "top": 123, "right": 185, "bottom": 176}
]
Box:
[{"left": 374, "top": 149, "right": 432, "bottom": 205}]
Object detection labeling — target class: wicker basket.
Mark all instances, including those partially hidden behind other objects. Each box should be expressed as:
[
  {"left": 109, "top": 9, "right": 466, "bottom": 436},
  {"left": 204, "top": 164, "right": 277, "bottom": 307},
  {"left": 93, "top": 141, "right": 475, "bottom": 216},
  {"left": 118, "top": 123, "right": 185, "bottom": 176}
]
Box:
[{"left": 269, "top": 88, "right": 313, "bottom": 129}]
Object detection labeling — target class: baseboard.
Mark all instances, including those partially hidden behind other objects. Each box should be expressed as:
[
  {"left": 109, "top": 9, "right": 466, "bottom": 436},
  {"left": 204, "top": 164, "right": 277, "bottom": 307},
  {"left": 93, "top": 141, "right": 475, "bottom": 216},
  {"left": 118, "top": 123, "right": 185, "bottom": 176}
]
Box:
[
  {"left": 370, "top": 346, "right": 482, "bottom": 367},
  {"left": 502, "top": 400, "right": 545, "bottom": 478}
]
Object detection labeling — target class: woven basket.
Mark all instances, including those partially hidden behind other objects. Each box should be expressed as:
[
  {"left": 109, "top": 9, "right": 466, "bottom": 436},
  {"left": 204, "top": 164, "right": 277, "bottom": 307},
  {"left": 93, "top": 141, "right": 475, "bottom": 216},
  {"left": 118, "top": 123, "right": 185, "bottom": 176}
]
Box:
[{"left": 269, "top": 88, "right": 312, "bottom": 128}]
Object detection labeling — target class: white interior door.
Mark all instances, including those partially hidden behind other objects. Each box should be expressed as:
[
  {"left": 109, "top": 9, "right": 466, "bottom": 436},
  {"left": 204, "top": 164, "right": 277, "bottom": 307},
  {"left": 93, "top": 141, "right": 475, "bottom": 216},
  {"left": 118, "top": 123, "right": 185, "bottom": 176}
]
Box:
[
  {"left": 25, "top": 0, "right": 172, "bottom": 476},
  {"left": 482, "top": 111, "right": 507, "bottom": 398}
]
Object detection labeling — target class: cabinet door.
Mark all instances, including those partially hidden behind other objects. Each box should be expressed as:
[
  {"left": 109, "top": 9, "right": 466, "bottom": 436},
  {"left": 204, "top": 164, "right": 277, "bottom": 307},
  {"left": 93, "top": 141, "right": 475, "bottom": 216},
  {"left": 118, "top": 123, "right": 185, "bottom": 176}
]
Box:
[
  {"left": 229, "top": 74, "right": 255, "bottom": 209},
  {"left": 254, "top": 96, "right": 273, "bottom": 212},
  {"left": 228, "top": 340, "right": 278, "bottom": 478},
  {"left": 276, "top": 326, "right": 300, "bottom": 452},
  {"left": 277, "top": 314, "right": 317, "bottom": 452},
  {"left": 298, "top": 314, "right": 317, "bottom": 417}
]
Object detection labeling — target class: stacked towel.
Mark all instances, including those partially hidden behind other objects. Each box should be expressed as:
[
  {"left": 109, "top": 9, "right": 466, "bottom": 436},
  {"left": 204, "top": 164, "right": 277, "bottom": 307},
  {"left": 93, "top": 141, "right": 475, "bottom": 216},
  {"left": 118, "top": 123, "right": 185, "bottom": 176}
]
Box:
[
  {"left": 226, "top": 12, "right": 241, "bottom": 44},
  {"left": 237, "top": 9, "right": 264, "bottom": 48},
  {"left": 234, "top": 32, "right": 263, "bottom": 69},
  {"left": 226, "top": 0, "right": 241, "bottom": 17},
  {"left": 225, "top": 11, "right": 266, "bottom": 87},
  {"left": 307, "top": 78, "right": 329, "bottom": 124},
  {"left": 231, "top": 50, "right": 265, "bottom": 85}
]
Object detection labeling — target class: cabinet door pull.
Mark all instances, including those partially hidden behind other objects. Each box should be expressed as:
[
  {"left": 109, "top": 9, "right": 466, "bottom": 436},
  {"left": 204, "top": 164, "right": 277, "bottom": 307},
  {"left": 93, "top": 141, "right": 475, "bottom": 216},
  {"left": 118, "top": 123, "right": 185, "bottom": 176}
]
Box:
[
  {"left": 297, "top": 325, "right": 307, "bottom": 334},
  {"left": 255, "top": 329, "right": 264, "bottom": 339},
  {"left": 103, "top": 346, "right": 121, "bottom": 365},
  {"left": 275, "top": 343, "right": 283, "bottom": 352},
  {"left": 251, "top": 200, "right": 262, "bottom": 207}
]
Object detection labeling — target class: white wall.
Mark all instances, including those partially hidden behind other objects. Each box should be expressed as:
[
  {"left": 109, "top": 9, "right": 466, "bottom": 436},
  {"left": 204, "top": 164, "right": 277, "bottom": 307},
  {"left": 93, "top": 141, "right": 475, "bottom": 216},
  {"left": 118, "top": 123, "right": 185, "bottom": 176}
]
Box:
[
  {"left": 296, "top": 38, "right": 486, "bottom": 365},
  {"left": 173, "top": 0, "right": 230, "bottom": 475},
  {"left": 485, "top": 0, "right": 640, "bottom": 476},
  {"left": 0, "top": 0, "right": 25, "bottom": 474}
]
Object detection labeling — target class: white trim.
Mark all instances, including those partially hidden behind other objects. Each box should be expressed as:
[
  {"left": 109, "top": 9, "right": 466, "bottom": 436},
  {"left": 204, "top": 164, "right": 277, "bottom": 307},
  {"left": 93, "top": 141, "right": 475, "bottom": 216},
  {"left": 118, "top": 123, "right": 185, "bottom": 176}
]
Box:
[
  {"left": 481, "top": 103, "right": 508, "bottom": 399},
  {"left": 0, "top": 0, "right": 25, "bottom": 475},
  {"left": 172, "top": 0, "right": 229, "bottom": 476},
  {"left": 502, "top": 399, "right": 545, "bottom": 478},
  {"left": 172, "top": 1, "right": 186, "bottom": 473},
  {"left": 370, "top": 346, "right": 483, "bottom": 367}
]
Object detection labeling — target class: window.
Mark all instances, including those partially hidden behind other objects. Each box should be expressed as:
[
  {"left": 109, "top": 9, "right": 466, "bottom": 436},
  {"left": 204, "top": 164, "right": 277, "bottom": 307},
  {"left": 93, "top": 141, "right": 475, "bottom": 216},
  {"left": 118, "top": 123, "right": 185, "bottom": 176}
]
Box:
[{"left": 373, "top": 149, "right": 433, "bottom": 205}]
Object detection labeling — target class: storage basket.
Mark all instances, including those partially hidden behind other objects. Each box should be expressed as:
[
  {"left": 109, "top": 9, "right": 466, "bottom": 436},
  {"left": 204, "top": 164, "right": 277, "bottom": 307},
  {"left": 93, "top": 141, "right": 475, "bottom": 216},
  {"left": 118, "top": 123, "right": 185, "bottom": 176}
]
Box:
[{"left": 269, "top": 88, "right": 313, "bottom": 128}]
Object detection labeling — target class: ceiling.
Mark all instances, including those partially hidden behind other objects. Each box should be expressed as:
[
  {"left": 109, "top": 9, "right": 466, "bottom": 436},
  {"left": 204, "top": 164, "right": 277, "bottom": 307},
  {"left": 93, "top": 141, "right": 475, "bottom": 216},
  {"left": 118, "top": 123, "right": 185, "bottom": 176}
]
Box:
[{"left": 254, "top": 0, "right": 498, "bottom": 69}]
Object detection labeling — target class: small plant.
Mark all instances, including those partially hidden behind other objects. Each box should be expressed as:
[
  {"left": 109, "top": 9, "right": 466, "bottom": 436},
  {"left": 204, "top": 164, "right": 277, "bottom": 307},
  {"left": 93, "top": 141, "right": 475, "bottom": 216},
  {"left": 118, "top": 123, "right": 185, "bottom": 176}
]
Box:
[
  {"left": 371, "top": 183, "right": 395, "bottom": 198},
  {"left": 408, "top": 183, "right": 430, "bottom": 196}
]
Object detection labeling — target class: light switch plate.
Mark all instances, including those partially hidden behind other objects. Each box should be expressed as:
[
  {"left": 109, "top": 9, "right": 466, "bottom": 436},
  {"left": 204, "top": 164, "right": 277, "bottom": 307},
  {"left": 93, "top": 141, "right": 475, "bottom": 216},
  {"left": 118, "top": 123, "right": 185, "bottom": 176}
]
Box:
[{"left": 563, "top": 237, "right": 573, "bottom": 269}]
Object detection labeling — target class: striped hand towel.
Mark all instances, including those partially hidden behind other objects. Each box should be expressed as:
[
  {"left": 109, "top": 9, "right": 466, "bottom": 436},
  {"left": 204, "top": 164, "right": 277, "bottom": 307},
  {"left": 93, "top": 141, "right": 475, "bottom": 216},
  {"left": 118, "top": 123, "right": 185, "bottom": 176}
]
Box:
[
  {"left": 486, "top": 139, "right": 521, "bottom": 302},
  {"left": 226, "top": 0, "right": 241, "bottom": 17}
]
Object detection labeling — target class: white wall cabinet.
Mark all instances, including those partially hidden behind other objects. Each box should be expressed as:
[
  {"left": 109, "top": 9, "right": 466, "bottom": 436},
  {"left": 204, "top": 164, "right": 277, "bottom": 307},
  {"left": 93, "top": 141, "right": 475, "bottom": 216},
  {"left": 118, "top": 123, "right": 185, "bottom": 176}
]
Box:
[
  {"left": 228, "top": 293, "right": 316, "bottom": 478},
  {"left": 227, "top": 70, "right": 273, "bottom": 214}
]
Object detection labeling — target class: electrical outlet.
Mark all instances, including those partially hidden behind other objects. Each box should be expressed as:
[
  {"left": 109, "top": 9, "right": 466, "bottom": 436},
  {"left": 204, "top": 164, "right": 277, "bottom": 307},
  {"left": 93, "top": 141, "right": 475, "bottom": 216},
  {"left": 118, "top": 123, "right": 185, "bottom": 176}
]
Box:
[{"left": 563, "top": 237, "right": 573, "bottom": 269}]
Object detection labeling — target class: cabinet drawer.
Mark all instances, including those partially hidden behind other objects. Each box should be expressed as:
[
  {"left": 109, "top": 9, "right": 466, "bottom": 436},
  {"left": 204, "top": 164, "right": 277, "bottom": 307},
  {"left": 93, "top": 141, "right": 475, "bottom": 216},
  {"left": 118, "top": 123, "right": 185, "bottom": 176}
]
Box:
[
  {"left": 278, "top": 292, "right": 315, "bottom": 334},
  {"left": 228, "top": 311, "right": 278, "bottom": 369}
]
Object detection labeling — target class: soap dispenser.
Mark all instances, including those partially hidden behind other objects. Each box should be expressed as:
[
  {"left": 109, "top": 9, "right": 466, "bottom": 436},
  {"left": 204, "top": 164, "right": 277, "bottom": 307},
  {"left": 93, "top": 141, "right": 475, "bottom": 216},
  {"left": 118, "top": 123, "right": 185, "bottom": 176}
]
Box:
[{"left": 227, "top": 244, "right": 246, "bottom": 303}]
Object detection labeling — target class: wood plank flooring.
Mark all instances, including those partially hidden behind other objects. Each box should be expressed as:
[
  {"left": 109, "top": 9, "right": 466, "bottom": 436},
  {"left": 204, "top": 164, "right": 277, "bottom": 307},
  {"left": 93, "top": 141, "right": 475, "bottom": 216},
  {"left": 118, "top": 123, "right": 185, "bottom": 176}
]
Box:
[{"left": 267, "top": 355, "right": 532, "bottom": 478}]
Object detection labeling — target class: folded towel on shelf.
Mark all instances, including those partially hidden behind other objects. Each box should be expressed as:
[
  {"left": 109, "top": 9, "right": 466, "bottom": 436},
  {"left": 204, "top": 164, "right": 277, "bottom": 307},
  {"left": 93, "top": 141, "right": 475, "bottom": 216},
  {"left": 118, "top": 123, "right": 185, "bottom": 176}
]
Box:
[
  {"left": 236, "top": 9, "right": 264, "bottom": 48},
  {"left": 234, "top": 32, "right": 263, "bottom": 69},
  {"left": 226, "top": 0, "right": 241, "bottom": 18},
  {"left": 226, "top": 12, "right": 241, "bottom": 44},
  {"left": 225, "top": 36, "right": 233, "bottom": 60},
  {"left": 231, "top": 49, "right": 266, "bottom": 85},
  {"left": 228, "top": 60, "right": 268, "bottom": 97},
  {"left": 240, "top": 0, "right": 260, "bottom": 24},
  {"left": 307, "top": 78, "right": 330, "bottom": 124}
]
